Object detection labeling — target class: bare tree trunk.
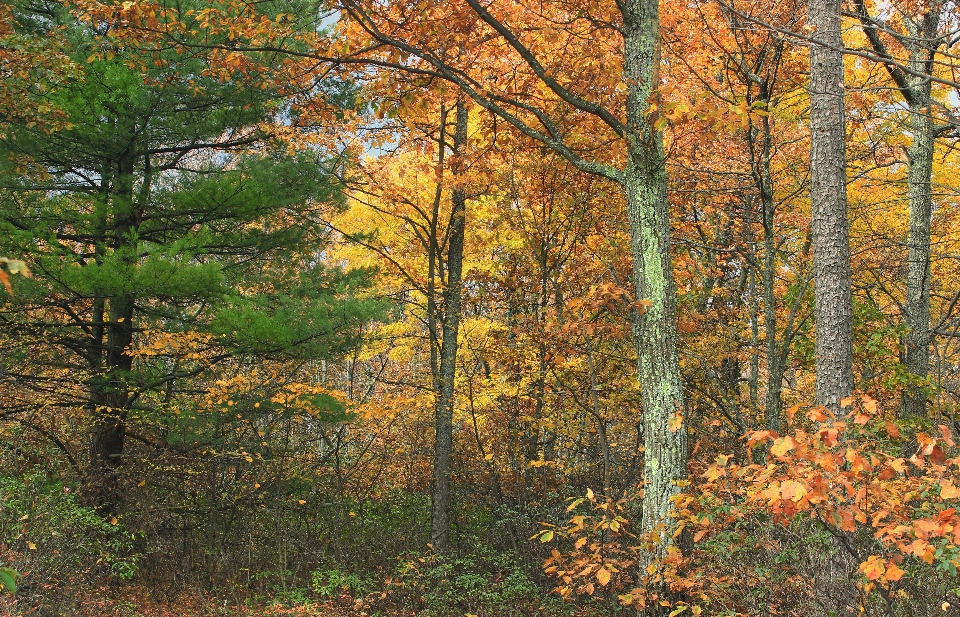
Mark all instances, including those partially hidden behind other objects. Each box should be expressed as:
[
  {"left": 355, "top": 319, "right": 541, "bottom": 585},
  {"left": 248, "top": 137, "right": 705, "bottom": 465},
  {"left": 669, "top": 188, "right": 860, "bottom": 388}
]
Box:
[
  {"left": 623, "top": 0, "right": 687, "bottom": 608},
  {"left": 430, "top": 100, "right": 468, "bottom": 552},
  {"left": 808, "top": 0, "right": 854, "bottom": 412}
]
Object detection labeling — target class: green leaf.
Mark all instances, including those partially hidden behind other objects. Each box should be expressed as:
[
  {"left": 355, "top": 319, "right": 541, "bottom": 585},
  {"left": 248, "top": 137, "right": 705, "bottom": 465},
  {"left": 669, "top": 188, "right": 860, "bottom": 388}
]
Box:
[{"left": 0, "top": 567, "right": 19, "bottom": 593}]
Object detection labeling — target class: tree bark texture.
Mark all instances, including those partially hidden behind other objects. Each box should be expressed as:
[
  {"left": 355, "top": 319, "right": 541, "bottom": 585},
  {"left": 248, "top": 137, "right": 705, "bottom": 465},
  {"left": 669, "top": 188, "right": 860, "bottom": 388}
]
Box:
[
  {"left": 808, "top": 0, "right": 854, "bottom": 412},
  {"left": 430, "top": 100, "right": 468, "bottom": 552},
  {"left": 623, "top": 0, "right": 688, "bottom": 604}
]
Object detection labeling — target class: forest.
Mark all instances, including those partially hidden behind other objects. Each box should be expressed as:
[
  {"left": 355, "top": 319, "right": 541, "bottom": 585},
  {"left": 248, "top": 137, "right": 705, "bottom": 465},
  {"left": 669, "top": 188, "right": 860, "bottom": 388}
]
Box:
[{"left": 0, "top": 0, "right": 959, "bottom": 615}]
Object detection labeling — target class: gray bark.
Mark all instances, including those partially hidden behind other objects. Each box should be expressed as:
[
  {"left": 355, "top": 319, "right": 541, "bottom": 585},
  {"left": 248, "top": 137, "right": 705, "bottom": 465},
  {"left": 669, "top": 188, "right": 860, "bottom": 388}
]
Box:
[
  {"left": 430, "top": 100, "right": 468, "bottom": 552},
  {"left": 808, "top": 0, "right": 854, "bottom": 412}
]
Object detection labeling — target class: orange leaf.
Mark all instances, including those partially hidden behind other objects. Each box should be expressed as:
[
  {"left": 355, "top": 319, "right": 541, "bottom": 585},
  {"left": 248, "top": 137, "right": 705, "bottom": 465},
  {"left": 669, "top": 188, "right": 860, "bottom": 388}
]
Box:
[
  {"left": 860, "top": 555, "right": 884, "bottom": 581},
  {"left": 939, "top": 425, "right": 955, "bottom": 447},
  {"left": 884, "top": 562, "right": 905, "bottom": 582},
  {"left": 668, "top": 411, "right": 683, "bottom": 432},
  {"left": 780, "top": 480, "right": 807, "bottom": 502},
  {"left": 941, "top": 483, "right": 960, "bottom": 500}
]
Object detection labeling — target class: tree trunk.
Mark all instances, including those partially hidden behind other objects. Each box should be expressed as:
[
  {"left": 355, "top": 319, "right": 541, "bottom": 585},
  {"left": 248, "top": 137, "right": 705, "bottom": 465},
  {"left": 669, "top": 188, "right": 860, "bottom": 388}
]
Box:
[
  {"left": 902, "top": 49, "right": 936, "bottom": 419},
  {"left": 430, "top": 100, "right": 468, "bottom": 552},
  {"left": 623, "top": 0, "right": 687, "bottom": 605},
  {"left": 86, "top": 153, "right": 137, "bottom": 514},
  {"left": 808, "top": 0, "right": 854, "bottom": 412},
  {"left": 758, "top": 114, "right": 785, "bottom": 433}
]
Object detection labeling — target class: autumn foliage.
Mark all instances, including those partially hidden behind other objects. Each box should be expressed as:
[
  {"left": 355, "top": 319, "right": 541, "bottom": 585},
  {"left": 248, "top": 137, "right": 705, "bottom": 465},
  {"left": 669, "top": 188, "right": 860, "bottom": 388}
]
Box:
[{"left": 1, "top": 0, "right": 960, "bottom": 616}]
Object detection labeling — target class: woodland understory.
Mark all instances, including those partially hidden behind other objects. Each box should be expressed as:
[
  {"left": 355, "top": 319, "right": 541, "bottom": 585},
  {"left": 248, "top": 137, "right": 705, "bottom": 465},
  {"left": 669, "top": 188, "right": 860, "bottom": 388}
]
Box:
[{"left": 2, "top": 0, "right": 960, "bottom": 616}]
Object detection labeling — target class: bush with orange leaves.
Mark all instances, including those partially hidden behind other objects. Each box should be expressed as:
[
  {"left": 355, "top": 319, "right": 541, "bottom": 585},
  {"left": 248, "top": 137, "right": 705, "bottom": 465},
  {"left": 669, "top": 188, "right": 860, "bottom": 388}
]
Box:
[{"left": 541, "top": 395, "right": 960, "bottom": 616}]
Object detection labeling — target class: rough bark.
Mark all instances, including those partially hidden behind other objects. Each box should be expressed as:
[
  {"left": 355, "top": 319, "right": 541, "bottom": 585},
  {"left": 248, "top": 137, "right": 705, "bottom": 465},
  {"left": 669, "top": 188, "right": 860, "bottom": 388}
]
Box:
[
  {"left": 623, "top": 0, "right": 687, "bottom": 603},
  {"left": 430, "top": 100, "right": 468, "bottom": 552},
  {"left": 808, "top": 0, "right": 854, "bottom": 412}
]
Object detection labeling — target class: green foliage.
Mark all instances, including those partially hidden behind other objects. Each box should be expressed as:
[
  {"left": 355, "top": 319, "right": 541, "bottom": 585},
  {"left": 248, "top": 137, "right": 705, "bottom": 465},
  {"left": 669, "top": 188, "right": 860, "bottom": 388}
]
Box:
[
  {"left": 311, "top": 568, "right": 373, "bottom": 599},
  {"left": 0, "top": 472, "right": 140, "bottom": 589},
  {"left": 390, "top": 544, "right": 564, "bottom": 617},
  {"left": 0, "top": 566, "right": 17, "bottom": 593}
]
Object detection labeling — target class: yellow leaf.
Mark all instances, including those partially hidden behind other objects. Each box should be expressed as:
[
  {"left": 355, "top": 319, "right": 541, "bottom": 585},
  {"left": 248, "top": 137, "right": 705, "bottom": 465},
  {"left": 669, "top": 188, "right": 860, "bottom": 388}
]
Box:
[
  {"left": 540, "top": 530, "right": 554, "bottom": 543},
  {"left": 668, "top": 411, "right": 683, "bottom": 432},
  {"left": 27, "top": 542, "right": 36, "bottom": 550},
  {"left": 941, "top": 482, "right": 960, "bottom": 500},
  {"left": 770, "top": 437, "right": 795, "bottom": 457},
  {"left": 297, "top": 500, "right": 306, "bottom": 505},
  {"left": 244, "top": 456, "right": 253, "bottom": 463},
  {"left": 596, "top": 567, "right": 611, "bottom": 586},
  {"left": 586, "top": 488, "right": 594, "bottom": 501}
]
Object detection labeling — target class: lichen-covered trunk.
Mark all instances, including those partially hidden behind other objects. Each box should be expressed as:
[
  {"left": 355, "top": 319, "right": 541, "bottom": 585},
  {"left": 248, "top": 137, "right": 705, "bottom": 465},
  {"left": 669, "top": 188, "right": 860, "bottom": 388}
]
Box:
[
  {"left": 902, "top": 68, "right": 935, "bottom": 419},
  {"left": 808, "top": 0, "right": 854, "bottom": 412},
  {"left": 622, "top": 0, "right": 687, "bottom": 603},
  {"left": 430, "top": 100, "right": 468, "bottom": 552}
]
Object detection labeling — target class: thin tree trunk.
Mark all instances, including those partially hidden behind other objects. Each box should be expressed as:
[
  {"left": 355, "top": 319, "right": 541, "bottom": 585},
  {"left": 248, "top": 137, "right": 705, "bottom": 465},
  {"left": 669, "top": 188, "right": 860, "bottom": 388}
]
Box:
[
  {"left": 758, "top": 114, "right": 785, "bottom": 432},
  {"left": 808, "top": 0, "right": 854, "bottom": 412},
  {"left": 623, "top": 0, "right": 687, "bottom": 606},
  {"left": 430, "top": 100, "right": 468, "bottom": 552}
]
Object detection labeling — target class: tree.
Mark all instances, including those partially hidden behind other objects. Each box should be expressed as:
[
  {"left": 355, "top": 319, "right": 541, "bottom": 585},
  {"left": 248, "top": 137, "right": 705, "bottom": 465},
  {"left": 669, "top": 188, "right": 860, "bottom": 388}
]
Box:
[
  {"left": 331, "top": 0, "right": 687, "bottom": 589},
  {"left": 0, "top": 0, "right": 377, "bottom": 513},
  {"left": 850, "top": 0, "right": 953, "bottom": 419},
  {"left": 808, "top": 0, "right": 854, "bottom": 411}
]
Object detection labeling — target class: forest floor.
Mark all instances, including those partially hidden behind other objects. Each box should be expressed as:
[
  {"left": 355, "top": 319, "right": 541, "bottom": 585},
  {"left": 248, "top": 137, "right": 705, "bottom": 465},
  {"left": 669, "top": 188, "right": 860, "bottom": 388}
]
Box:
[{"left": 0, "top": 586, "right": 393, "bottom": 617}]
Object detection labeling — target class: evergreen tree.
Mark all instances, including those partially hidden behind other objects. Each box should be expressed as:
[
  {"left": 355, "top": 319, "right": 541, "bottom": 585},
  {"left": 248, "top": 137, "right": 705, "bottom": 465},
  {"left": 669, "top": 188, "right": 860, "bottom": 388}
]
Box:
[{"left": 0, "top": 1, "right": 378, "bottom": 512}]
